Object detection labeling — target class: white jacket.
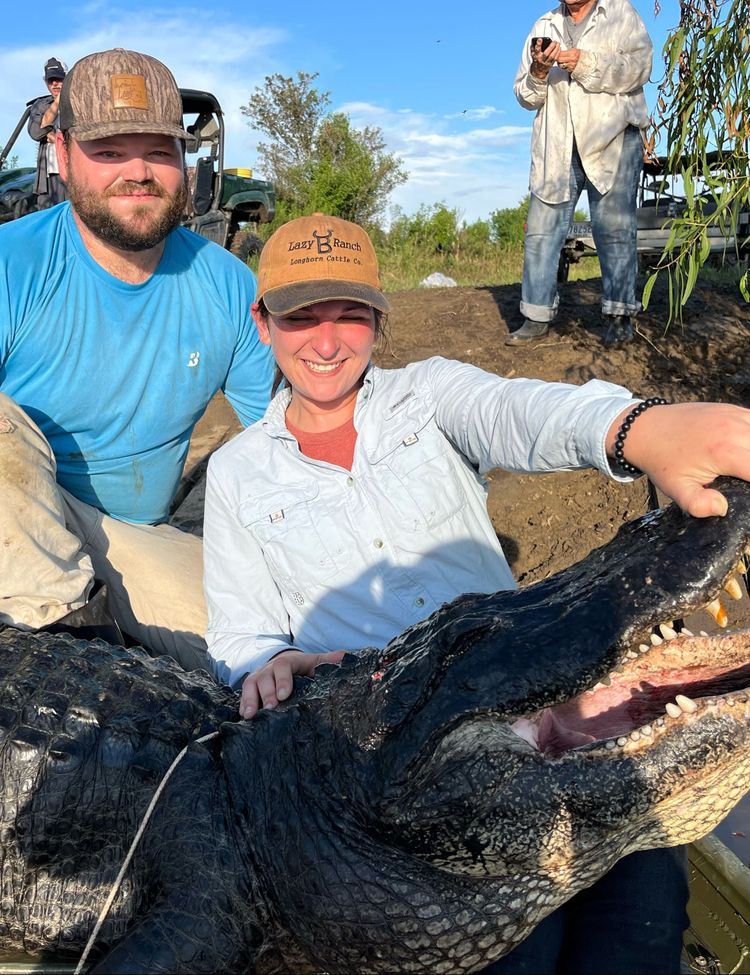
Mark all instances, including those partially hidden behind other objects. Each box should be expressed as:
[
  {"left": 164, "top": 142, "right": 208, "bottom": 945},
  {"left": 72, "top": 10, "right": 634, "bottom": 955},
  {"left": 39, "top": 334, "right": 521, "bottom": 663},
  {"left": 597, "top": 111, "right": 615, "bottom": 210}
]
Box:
[
  {"left": 204, "top": 358, "right": 637, "bottom": 687},
  {"left": 514, "top": 0, "right": 653, "bottom": 203}
]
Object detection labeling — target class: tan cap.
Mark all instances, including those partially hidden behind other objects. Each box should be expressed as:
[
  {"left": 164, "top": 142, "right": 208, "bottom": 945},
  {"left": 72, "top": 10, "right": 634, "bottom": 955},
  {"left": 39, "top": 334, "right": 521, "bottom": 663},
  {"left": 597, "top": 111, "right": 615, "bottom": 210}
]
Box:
[
  {"left": 257, "top": 213, "right": 390, "bottom": 316},
  {"left": 59, "top": 48, "right": 189, "bottom": 141}
]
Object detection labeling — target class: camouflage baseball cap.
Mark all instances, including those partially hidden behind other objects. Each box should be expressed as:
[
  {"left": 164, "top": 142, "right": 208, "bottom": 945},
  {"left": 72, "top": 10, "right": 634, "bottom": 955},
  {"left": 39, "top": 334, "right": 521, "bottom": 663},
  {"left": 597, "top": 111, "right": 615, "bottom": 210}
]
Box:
[{"left": 59, "top": 48, "right": 190, "bottom": 141}]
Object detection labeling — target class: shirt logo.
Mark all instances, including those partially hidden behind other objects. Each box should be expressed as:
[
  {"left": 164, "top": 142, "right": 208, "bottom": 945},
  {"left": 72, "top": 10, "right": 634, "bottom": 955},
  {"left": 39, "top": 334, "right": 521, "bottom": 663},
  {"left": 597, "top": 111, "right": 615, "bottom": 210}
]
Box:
[{"left": 187, "top": 352, "right": 200, "bottom": 367}]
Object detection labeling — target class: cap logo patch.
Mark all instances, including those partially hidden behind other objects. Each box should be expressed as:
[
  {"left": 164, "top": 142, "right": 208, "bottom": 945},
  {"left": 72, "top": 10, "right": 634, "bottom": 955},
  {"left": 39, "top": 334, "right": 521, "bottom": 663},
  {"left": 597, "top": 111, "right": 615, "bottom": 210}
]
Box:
[
  {"left": 312, "top": 229, "right": 333, "bottom": 254},
  {"left": 110, "top": 74, "right": 149, "bottom": 110}
]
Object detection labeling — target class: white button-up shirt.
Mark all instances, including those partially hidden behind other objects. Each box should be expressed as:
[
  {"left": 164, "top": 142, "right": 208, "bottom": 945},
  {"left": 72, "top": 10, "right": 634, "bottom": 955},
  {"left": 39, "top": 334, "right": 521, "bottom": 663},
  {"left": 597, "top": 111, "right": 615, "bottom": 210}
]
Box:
[
  {"left": 514, "top": 0, "right": 653, "bottom": 204},
  {"left": 204, "top": 358, "right": 638, "bottom": 687}
]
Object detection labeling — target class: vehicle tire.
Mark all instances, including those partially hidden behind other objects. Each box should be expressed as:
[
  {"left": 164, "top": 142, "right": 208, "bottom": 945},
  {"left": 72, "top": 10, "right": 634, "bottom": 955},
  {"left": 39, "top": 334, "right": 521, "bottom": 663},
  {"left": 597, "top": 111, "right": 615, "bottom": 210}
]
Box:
[{"left": 230, "top": 228, "right": 264, "bottom": 263}]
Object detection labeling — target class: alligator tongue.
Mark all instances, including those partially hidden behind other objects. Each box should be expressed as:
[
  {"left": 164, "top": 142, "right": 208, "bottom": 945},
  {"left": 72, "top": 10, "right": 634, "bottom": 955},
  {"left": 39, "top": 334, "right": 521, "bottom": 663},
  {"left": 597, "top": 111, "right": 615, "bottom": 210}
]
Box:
[
  {"left": 512, "top": 632, "right": 750, "bottom": 756},
  {"left": 511, "top": 713, "right": 596, "bottom": 752}
]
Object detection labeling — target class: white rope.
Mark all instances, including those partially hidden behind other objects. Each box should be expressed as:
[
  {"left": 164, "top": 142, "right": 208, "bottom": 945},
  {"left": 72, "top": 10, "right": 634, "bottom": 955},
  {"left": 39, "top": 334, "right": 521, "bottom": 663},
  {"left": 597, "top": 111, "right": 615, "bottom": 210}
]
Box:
[{"left": 74, "top": 730, "right": 221, "bottom": 974}]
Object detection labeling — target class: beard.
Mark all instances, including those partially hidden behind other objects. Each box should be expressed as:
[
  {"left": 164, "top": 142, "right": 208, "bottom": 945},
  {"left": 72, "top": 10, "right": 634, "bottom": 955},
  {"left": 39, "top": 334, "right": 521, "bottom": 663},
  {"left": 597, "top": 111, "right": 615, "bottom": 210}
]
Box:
[{"left": 66, "top": 172, "right": 188, "bottom": 252}]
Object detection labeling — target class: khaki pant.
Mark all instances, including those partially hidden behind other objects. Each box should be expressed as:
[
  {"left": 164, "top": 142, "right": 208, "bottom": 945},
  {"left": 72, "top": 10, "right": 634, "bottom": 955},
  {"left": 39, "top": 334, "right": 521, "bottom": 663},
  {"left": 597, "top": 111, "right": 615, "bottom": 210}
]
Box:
[{"left": 0, "top": 393, "right": 207, "bottom": 671}]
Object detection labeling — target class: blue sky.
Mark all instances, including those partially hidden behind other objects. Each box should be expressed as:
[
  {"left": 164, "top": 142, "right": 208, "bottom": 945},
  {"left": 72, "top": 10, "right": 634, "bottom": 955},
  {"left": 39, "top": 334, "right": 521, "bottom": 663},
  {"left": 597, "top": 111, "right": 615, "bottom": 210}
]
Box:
[{"left": 0, "top": 0, "right": 683, "bottom": 224}]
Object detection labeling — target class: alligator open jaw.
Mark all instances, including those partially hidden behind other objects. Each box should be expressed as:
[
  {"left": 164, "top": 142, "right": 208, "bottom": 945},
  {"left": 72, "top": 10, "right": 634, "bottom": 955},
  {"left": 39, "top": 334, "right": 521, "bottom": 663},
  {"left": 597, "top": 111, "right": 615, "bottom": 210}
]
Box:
[{"left": 515, "top": 622, "right": 750, "bottom": 756}]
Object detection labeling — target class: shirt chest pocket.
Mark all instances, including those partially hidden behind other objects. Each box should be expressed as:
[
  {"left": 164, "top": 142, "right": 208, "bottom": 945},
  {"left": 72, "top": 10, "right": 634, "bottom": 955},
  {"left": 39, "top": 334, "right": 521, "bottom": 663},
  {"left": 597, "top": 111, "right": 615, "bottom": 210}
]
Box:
[
  {"left": 369, "top": 409, "right": 467, "bottom": 532},
  {"left": 239, "top": 479, "right": 345, "bottom": 586}
]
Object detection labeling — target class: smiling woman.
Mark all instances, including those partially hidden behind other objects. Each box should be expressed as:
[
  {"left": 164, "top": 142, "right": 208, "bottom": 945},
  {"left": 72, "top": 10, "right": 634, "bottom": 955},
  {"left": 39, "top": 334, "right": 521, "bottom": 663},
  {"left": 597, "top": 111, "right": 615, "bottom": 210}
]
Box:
[{"left": 201, "top": 209, "right": 750, "bottom": 975}]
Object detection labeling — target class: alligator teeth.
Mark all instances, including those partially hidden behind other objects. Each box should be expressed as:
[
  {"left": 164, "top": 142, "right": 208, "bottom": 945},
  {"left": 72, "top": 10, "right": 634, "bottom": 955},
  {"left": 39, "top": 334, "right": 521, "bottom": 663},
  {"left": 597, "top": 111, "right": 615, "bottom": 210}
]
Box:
[
  {"left": 650, "top": 632, "right": 664, "bottom": 646},
  {"left": 617, "top": 737, "right": 628, "bottom": 746},
  {"left": 724, "top": 576, "right": 744, "bottom": 601},
  {"left": 676, "top": 694, "right": 698, "bottom": 713},
  {"left": 629, "top": 731, "right": 640, "bottom": 741},
  {"left": 666, "top": 702, "right": 682, "bottom": 718},
  {"left": 656, "top": 717, "right": 666, "bottom": 727},
  {"left": 641, "top": 725, "right": 653, "bottom": 736},
  {"left": 605, "top": 740, "right": 617, "bottom": 749},
  {"left": 680, "top": 627, "right": 694, "bottom": 637},
  {"left": 705, "top": 597, "right": 728, "bottom": 627},
  {"left": 659, "top": 623, "right": 677, "bottom": 640},
  {"left": 738, "top": 557, "right": 748, "bottom": 575},
  {"left": 639, "top": 644, "right": 649, "bottom": 653},
  {"left": 625, "top": 650, "right": 639, "bottom": 660}
]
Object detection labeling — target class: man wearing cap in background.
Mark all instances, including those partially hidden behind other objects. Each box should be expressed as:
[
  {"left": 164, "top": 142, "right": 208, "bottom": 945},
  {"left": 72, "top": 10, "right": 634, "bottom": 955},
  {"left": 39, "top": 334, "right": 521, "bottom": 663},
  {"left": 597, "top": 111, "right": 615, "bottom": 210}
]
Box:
[
  {"left": 0, "top": 49, "right": 273, "bottom": 669},
  {"left": 27, "top": 57, "right": 68, "bottom": 208}
]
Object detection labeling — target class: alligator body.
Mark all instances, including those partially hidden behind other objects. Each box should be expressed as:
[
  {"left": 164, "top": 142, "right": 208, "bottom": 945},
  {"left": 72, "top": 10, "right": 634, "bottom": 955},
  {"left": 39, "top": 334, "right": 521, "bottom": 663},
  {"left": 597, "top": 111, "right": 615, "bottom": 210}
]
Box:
[{"left": 3, "top": 477, "right": 750, "bottom": 974}]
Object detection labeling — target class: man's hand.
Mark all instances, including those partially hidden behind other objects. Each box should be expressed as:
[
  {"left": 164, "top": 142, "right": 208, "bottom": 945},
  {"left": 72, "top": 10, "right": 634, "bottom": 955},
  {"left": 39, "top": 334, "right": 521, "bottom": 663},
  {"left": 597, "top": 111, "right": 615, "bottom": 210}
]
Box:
[
  {"left": 606, "top": 402, "right": 750, "bottom": 517},
  {"left": 556, "top": 48, "right": 581, "bottom": 73},
  {"left": 240, "top": 649, "right": 346, "bottom": 719},
  {"left": 530, "top": 39, "right": 561, "bottom": 79}
]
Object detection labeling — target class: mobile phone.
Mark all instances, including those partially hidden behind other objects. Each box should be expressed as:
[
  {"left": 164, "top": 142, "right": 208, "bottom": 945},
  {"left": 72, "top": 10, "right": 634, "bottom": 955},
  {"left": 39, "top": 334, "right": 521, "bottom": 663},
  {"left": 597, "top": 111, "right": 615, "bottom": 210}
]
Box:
[{"left": 531, "top": 36, "right": 553, "bottom": 53}]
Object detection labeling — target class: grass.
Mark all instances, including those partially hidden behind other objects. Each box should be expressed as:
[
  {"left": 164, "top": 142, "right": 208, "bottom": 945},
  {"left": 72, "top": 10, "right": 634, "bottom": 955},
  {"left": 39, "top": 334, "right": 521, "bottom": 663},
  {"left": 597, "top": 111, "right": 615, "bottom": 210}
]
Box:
[{"left": 375, "top": 240, "right": 602, "bottom": 292}]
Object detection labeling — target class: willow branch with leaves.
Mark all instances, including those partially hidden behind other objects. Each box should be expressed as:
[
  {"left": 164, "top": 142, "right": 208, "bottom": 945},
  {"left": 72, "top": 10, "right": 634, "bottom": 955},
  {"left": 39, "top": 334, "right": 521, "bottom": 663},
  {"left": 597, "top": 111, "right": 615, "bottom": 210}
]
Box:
[{"left": 644, "top": 0, "right": 749, "bottom": 318}]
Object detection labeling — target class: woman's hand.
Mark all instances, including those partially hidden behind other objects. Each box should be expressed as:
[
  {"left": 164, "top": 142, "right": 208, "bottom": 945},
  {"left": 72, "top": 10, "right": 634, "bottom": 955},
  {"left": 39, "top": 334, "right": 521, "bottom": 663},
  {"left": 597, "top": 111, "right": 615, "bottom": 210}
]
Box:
[
  {"left": 607, "top": 402, "right": 750, "bottom": 517},
  {"left": 240, "top": 650, "right": 346, "bottom": 719}
]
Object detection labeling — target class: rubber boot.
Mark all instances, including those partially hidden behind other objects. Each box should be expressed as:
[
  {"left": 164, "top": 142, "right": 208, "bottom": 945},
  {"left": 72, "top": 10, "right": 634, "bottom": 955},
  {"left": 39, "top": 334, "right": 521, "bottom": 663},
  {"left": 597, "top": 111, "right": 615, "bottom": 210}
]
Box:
[
  {"left": 602, "top": 315, "right": 634, "bottom": 347},
  {"left": 505, "top": 319, "right": 550, "bottom": 345},
  {"left": 41, "top": 583, "right": 125, "bottom": 647}
]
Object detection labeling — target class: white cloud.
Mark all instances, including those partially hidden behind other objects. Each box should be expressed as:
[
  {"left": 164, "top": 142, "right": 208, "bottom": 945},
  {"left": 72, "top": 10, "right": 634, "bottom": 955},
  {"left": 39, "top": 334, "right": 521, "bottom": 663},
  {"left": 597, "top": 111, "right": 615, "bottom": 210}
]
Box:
[
  {"left": 444, "top": 105, "right": 500, "bottom": 121},
  {"left": 0, "top": 11, "right": 285, "bottom": 170},
  {"left": 340, "top": 101, "right": 532, "bottom": 222}
]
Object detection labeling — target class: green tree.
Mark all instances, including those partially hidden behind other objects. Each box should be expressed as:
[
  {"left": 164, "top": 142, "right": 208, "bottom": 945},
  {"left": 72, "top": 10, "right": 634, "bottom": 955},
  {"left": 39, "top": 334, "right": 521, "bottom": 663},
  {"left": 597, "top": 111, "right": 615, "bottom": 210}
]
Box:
[
  {"left": 644, "top": 0, "right": 750, "bottom": 314},
  {"left": 386, "top": 203, "right": 462, "bottom": 253},
  {"left": 488, "top": 196, "right": 587, "bottom": 246},
  {"left": 241, "top": 72, "right": 406, "bottom": 226},
  {"left": 489, "top": 197, "right": 530, "bottom": 245},
  {"left": 0, "top": 153, "right": 19, "bottom": 172}
]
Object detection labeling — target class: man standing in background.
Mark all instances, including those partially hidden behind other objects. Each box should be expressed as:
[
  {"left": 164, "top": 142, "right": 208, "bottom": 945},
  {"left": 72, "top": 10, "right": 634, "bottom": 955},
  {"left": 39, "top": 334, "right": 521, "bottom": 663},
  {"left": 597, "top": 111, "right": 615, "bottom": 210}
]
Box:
[
  {"left": 27, "top": 57, "right": 68, "bottom": 208},
  {"left": 507, "top": 0, "right": 652, "bottom": 348}
]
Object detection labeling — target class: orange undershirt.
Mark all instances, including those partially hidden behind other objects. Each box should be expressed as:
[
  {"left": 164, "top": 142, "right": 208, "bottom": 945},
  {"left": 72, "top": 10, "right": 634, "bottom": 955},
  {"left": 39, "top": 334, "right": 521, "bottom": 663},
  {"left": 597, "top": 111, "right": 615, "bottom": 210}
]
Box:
[{"left": 285, "top": 415, "right": 358, "bottom": 471}]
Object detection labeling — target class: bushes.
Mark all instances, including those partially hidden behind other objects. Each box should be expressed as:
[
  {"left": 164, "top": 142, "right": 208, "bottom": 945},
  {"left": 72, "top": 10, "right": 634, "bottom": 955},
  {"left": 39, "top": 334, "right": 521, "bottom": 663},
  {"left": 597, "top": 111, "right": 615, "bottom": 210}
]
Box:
[{"left": 369, "top": 200, "right": 598, "bottom": 291}]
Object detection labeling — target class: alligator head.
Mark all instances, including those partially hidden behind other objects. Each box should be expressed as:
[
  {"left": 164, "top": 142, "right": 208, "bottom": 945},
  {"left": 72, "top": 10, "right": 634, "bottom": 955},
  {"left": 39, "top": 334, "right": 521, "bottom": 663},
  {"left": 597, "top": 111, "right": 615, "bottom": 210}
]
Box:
[{"left": 2, "top": 477, "right": 750, "bottom": 975}]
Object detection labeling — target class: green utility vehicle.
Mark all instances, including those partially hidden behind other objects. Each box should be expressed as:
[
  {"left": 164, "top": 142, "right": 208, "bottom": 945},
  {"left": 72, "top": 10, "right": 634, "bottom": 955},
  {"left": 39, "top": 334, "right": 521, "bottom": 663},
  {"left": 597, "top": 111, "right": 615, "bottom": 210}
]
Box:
[{"left": 0, "top": 88, "right": 275, "bottom": 260}]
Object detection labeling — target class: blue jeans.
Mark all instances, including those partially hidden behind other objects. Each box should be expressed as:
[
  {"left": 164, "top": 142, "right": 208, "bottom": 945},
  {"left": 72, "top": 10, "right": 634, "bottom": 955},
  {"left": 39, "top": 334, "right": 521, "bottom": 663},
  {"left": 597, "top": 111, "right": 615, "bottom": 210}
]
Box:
[
  {"left": 477, "top": 846, "right": 689, "bottom": 974},
  {"left": 521, "top": 125, "right": 644, "bottom": 323}
]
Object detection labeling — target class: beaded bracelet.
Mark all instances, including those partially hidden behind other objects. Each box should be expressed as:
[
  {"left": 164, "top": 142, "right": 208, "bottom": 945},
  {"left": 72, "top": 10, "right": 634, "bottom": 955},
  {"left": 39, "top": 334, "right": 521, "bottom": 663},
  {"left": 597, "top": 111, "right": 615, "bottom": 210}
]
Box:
[{"left": 613, "top": 397, "right": 669, "bottom": 476}]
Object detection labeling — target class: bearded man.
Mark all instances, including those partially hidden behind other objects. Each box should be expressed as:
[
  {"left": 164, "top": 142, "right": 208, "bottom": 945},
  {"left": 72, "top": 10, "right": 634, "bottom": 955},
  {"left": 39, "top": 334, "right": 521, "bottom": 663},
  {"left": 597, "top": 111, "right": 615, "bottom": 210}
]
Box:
[{"left": 0, "top": 49, "right": 273, "bottom": 668}]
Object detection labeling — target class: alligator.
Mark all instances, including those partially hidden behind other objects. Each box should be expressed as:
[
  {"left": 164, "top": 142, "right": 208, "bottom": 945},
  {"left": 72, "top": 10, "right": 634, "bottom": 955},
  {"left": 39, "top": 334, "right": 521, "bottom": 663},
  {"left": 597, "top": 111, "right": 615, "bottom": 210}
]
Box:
[{"left": 2, "top": 476, "right": 750, "bottom": 975}]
